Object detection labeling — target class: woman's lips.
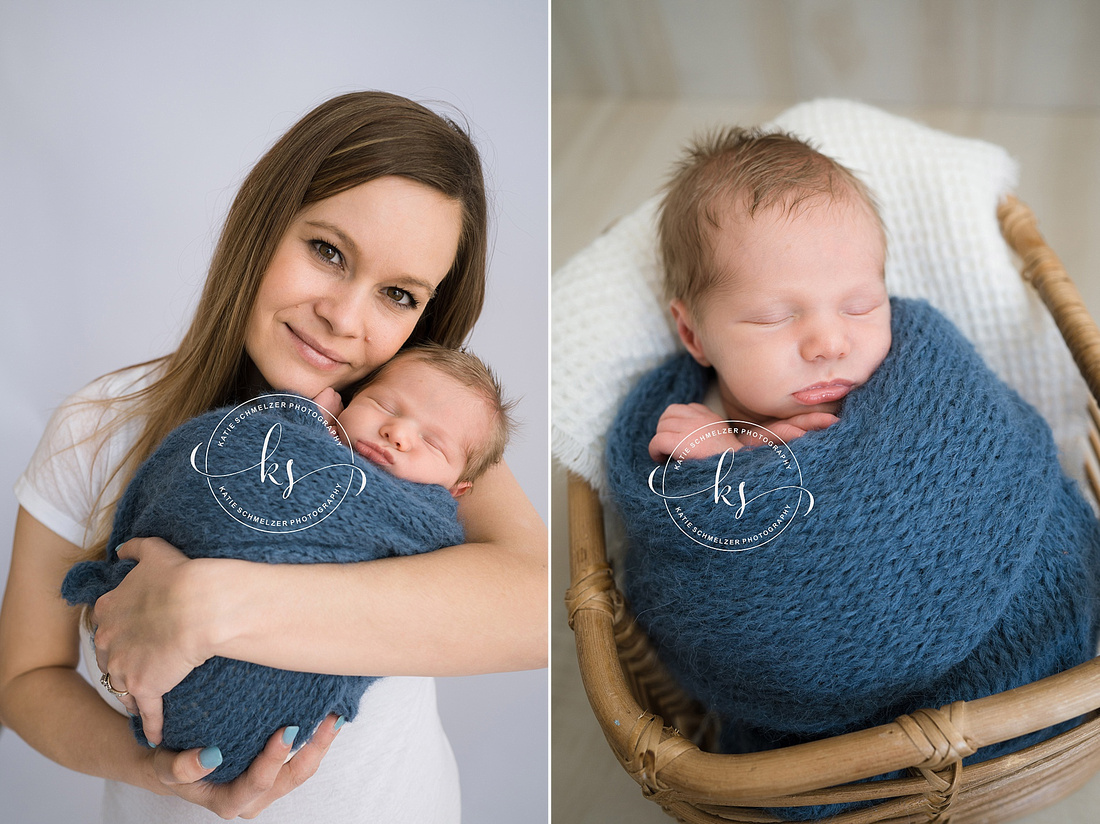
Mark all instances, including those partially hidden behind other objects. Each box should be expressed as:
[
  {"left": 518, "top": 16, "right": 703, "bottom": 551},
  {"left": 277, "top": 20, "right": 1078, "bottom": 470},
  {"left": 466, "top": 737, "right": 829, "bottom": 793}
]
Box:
[
  {"left": 286, "top": 325, "right": 346, "bottom": 371},
  {"left": 792, "top": 380, "right": 854, "bottom": 405},
  {"left": 354, "top": 440, "right": 393, "bottom": 466}
]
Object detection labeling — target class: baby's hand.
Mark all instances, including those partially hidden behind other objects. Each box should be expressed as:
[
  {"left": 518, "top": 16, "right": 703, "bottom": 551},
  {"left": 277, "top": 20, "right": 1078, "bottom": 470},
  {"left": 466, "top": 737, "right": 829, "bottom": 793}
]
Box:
[
  {"left": 312, "top": 387, "right": 347, "bottom": 445},
  {"left": 312, "top": 387, "right": 344, "bottom": 427},
  {"left": 766, "top": 412, "right": 839, "bottom": 443},
  {"left": 648, "top": 403, "right": 740, "bottom": 462}
]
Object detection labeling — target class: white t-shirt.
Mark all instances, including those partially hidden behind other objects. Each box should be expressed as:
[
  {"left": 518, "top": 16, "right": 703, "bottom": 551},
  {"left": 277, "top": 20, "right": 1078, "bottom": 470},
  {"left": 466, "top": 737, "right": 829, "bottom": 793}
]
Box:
[{"left": 14, "top": 364, "right": 461, "bottom": 823}]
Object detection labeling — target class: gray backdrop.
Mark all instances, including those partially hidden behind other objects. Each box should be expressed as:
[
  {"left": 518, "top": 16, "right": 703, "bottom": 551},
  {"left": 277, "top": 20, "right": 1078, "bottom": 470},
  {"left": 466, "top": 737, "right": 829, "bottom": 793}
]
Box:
[{"left": 0, "top": 2, "right": 548, "bottom": 822}]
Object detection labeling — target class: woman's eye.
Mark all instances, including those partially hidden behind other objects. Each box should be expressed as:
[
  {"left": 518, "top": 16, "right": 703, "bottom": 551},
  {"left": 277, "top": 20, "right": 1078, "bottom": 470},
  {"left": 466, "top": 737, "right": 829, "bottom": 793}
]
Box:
[
  {"left": 385, "top": 287, "right": 419, "bottom": 309},
  {"left": 311, "top": 240, "right": 343, "bottom": 267}
]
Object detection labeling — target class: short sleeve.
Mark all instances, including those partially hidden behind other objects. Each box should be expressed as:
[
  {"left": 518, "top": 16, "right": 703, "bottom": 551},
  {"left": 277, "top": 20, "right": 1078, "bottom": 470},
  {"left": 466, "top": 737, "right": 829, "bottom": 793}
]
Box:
[{"left": 14, "top": 365, "right": 158, "bottom": 549}]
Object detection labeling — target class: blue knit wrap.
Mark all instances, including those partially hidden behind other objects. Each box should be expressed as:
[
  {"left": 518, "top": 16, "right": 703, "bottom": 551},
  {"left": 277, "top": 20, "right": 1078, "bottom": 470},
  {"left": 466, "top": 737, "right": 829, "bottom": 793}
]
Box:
[
  {"left": 607, "top": 298, "right": 1100, "bottom": 758},
  {"left": 62, "top": 395, "right": 463, "bottom": 782}
]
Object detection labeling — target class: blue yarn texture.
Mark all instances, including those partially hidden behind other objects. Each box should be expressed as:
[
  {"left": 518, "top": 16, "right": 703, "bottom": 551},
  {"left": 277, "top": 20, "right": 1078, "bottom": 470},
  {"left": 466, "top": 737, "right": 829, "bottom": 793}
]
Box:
[
  {"left": 62, "top": 395, "right": 463, "bottom": 783},
  {"left": 607, "top": 298, "right": 1100, "bottom": 763}
]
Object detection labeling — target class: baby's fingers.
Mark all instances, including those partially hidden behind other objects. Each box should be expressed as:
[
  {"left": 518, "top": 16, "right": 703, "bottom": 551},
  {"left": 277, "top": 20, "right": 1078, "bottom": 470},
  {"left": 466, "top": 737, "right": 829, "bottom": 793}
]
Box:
[
  {"left": 649, "top": 431, "right": 682, "bottom": 462},
  {"left": 658, "top": 403, "right": 719, "bottom": 427},
  {"left": 784, "top": 412, "right": 839, "bottom": 432},
  {"left": 312, "top": 388, "right": 344, "bottom": 428},
  {"left": 769, "top": 413, "right": 839, "bottom": 443}
]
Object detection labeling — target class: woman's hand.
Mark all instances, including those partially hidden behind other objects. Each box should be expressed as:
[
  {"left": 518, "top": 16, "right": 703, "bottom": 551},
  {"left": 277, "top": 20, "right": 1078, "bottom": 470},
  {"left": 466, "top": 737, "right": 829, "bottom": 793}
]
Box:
[
  {"left": 151, "top": 716, "right": 343, "bottom": 819},
  {"left": 92, "top": 537, "right": 217, "bottom": 745}
]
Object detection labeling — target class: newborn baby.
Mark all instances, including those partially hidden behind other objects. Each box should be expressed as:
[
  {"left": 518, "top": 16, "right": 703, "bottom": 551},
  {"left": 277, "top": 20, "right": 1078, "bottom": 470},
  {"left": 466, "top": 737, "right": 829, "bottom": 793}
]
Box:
[
  {"left": 64, "top": 344, "right": 512, "bottom": 782},
  {"left": 318, "top": 343, "right": 510, "bottom": 499}
]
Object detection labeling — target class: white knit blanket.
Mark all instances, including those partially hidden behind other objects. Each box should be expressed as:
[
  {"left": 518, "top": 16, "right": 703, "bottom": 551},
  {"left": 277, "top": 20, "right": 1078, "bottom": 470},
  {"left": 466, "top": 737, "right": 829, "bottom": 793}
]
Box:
[{"left": 552, "top": 98, "right": 1089, "bottom": 493}]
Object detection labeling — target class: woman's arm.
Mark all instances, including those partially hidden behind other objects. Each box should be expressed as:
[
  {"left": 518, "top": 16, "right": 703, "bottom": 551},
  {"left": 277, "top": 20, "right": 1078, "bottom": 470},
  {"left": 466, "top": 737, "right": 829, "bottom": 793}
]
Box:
[
  {"left": 219, "top": 458, "right": 548, "bottom": 674},
  {"left": 0, "top": 507, "right": 343, "bottom": 818},
  {"left": 0, "top": 508, "right": 159, "bottom": 785},
  {"left": 93, "top": 459, "right": 547, "bottom": 731}
]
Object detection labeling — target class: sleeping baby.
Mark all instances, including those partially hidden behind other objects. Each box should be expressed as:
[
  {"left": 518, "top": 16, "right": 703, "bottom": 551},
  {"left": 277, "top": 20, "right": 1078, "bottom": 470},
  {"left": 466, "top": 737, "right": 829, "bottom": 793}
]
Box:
[
  {"left": 64, "top": 343, "right": 513, "bottom": 782},
  {"left": 605, "top": 128, "right": 1100, "bottom": 778}
]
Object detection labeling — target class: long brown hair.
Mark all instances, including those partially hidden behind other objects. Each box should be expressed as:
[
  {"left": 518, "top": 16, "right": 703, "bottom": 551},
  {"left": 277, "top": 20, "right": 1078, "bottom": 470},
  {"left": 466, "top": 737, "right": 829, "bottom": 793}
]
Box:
[{"left": 75, "top": 91, "right": 488, "bottom": 561}]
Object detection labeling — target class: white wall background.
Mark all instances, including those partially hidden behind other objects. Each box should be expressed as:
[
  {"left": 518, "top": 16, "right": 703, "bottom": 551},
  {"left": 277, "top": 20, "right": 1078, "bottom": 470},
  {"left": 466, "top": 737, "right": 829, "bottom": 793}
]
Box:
[{"left": 0, "top": 2, "right": 548, "bottom": 822}]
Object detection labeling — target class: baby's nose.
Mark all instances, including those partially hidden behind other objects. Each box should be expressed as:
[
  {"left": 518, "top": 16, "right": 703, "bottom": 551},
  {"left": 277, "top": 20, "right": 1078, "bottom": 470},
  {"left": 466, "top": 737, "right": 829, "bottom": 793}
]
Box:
[
  {"left": 803, "top": 320, "right": 849, "bottom": 360},
  {"left": 382, "top": 421, "right": 411, "bottom": 450}
]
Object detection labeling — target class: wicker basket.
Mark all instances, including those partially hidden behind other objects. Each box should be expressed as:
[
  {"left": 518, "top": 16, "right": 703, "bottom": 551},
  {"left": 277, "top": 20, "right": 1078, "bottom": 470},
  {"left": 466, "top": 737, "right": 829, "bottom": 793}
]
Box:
[{"left": 565, "top": 195, "right": 1100, "bottom": 823}]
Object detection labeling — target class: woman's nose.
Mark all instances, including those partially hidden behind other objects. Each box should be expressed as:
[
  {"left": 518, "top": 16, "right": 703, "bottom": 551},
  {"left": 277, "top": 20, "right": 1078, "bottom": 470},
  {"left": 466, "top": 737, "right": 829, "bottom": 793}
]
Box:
[{"left": 315, "top": 284, "right": 371, "bottom": 340}]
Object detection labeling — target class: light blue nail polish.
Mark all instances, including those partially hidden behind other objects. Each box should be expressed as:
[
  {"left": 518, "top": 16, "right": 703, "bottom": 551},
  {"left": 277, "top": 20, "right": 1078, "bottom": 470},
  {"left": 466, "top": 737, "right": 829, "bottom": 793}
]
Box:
[
  {"left": 282, "top": 726, "right": 299, "bottom": 746},
  {"left": 113, "top": 544, "right": 124, "bottom": 556},
  {"left": 334, "top": 715, "right": 346, "bottom": 731},
  {"left": 198, "top": 746, "right": 222, "bottom": 769}
]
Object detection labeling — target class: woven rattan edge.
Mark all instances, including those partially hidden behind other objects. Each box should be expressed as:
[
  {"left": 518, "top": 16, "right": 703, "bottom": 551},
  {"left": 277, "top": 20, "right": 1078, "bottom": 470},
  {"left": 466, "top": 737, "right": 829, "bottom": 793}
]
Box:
[
  {"left": 689, "top": 710, "right": 1100, "bottom": 811},
  {"left": 568, "top": 472, "right": 1100, "bottom": 803},
  {"left": 999, "top": 194, "right": 1100, "bottom": 401}
]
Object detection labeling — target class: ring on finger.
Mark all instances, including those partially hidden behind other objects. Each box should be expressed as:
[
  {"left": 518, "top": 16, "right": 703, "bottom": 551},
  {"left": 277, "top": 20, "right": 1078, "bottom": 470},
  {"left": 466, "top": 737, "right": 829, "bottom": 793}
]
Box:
[{"left": 100, "top": 672, "right": 130, "bottom": 698}]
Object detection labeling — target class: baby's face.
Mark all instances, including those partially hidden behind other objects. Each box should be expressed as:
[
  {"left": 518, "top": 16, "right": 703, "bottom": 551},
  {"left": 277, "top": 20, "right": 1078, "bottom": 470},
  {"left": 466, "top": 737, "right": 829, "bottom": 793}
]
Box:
[
  {"left": 337, "top": 358, "right": 487, "bottom": 496},
  {"left": 672, "top": 196, "right": 891, "bottom": 424}
]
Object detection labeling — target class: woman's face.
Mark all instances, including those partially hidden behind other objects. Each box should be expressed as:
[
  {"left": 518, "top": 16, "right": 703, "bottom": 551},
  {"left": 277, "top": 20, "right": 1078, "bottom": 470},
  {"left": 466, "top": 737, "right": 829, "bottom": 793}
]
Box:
[{"left": 245, "top": 176, "right": 463, "bottom": 397}]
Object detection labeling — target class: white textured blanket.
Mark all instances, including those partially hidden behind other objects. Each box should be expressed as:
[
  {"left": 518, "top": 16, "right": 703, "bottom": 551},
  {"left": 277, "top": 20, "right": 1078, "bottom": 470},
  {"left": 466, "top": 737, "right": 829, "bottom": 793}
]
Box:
[{"left": 551, "top": 98, "right": 1088, "bottom": 493}]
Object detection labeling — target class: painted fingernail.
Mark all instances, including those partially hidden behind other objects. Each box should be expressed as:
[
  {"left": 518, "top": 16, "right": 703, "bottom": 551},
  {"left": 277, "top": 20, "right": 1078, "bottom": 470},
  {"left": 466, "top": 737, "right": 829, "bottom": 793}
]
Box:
[
  {"left": 334, "top": 716, "right": 346, "bottom": 731},
  {"left": 282, "top": 726, "right": 299, "bottom": 746},
  {"left": 114, "top": 544, "right": 124, "bottom": 555},
  {"left": 147, "top": 741, "right": 157, "bottom": 749},
  {"left": 198, "top": 746, "right": 222, "bottom": 769}
]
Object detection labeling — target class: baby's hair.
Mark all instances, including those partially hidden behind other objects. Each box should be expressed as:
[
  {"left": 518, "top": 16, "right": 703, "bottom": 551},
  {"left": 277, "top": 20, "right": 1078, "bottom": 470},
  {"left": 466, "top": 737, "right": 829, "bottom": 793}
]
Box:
[
  {"left": 658, "top": 126, "right": 885, "bottom": 311},
  {"left": 356, "top": 343, "right": 515, "bottom": 484}
]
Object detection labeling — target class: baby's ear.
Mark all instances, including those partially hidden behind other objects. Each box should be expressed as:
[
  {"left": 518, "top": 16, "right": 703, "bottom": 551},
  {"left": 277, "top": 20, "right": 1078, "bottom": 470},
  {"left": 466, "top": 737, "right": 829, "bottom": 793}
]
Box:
[
  {"left": 670, "top": 300, "right": 712, "bottom": 367},
  {"left": 449, "top": 480, "right": 473, "bottom": 498}
]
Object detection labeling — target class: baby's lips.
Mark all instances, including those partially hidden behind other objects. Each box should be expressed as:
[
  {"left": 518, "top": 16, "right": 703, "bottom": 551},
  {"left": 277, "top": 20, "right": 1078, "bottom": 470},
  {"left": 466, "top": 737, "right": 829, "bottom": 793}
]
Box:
[
  {"left": 354, "top": 440, "right": 394, "bottom": 466},
  {"left": 791, "top": 380, "right": 853, "bottom": 405}
]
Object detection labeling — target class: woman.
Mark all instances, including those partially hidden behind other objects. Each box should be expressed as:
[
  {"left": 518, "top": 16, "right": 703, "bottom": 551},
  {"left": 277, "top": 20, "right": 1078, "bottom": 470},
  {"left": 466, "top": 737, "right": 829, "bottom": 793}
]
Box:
[{"left": 0, "top": 91, "right": 546, "bottom": 822}]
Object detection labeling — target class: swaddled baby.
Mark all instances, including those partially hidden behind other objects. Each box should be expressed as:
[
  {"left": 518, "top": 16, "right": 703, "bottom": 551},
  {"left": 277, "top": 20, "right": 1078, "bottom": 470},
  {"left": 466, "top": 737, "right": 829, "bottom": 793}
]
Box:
[
  {"left": 64, "top": 344, "right": 513, "bottom": 781},
  {"left": 606, "top": 128, "right": 1100, "bottom": 778}
]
